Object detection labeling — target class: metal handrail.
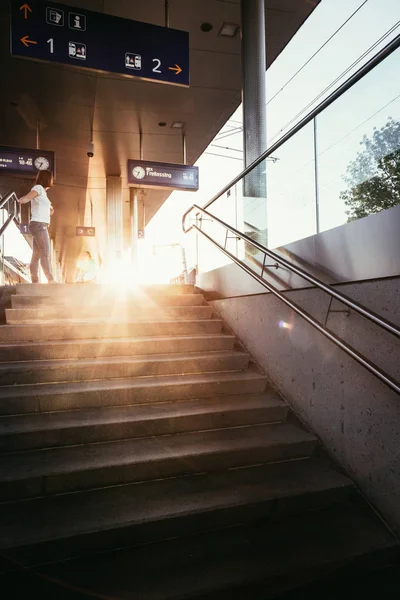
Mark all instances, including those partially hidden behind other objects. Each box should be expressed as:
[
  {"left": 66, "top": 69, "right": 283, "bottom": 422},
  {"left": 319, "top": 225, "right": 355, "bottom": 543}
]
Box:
[
  {"left": 182, "top": 205, "right": 400, "bottom": 395},
  {"left": 182, "top": 35, "right": 400, "bottom": 395},
  {"left": 0, "top": 191, "right": 20, "bottom": 237},
  {"left": 183, "top": 205, "right": 400, "bottom": 339},
  {"left": 200, "top": 33, "right": 400, "bottom": 212}
]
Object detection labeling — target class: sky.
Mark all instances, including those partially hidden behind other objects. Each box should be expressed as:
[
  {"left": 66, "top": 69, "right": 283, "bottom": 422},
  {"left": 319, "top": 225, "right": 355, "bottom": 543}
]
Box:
[{"left": 143, "top": 0, "right": 400, "bottom": 282}]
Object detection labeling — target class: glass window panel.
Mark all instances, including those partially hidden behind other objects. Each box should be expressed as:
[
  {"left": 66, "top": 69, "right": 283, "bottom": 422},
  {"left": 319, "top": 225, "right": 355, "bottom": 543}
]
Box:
[
  {"left": 266, "top": 121, "right": 317, "bottom": 249},
  {"left": 316, "top": 47, "right": 400, "bottom": 231}
]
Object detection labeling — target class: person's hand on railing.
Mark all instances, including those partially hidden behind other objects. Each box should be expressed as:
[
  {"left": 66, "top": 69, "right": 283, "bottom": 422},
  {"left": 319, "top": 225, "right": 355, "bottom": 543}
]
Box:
[{"left": 18, "top": 190, "right": 38, "bottom": 205}]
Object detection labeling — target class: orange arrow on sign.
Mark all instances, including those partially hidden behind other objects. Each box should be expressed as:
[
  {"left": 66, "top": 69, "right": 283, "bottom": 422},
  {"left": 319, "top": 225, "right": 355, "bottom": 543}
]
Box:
[
  {"left": 20, "top": 35, "right": 37, "bottom": 47},
  {"left": 19, "top": 3, "right": 32, "bottom": 19},
  {"left": 168, "top": 64, "right": 182, "bottom": 75}
]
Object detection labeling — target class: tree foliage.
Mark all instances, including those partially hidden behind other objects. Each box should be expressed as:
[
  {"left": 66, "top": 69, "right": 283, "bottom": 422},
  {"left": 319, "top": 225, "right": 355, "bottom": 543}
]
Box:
[{"left": 340, "top": 117, "right": 400, "bottom": 222}]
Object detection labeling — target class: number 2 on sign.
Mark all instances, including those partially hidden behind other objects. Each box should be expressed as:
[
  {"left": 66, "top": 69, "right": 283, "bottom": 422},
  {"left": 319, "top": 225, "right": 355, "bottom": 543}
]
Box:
[
  {"left": 152, "top": 58, "right": 161, "bottom": 73},
  {"left": 47, "top": 38, "right": 54, "bottom": 54}
]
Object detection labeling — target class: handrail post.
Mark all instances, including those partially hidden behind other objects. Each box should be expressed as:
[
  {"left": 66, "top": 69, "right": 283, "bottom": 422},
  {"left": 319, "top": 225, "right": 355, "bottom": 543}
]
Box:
[{"left": 189, "top": 219, "right": 400, "bottom": 396}]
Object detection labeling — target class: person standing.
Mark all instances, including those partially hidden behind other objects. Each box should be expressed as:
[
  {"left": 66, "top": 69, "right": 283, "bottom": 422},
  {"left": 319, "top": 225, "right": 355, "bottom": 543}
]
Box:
[{"left": 18, "top": 170, "right": 57, "bottom": 284}]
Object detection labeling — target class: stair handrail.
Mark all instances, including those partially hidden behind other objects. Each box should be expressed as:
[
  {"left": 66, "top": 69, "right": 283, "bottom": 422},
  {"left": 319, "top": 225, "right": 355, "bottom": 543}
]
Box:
[
  {"left": 182, "top": 35, "right": 400, "bottom": 396},
  {"left": 183, "top": 204, "right": 400, "bottom": 396},
  {"left": 184, "top": 205, "right": 399, "bottom": 339},
  {"left": 0, "top": 191, "right": 20, "bottom": 238}
]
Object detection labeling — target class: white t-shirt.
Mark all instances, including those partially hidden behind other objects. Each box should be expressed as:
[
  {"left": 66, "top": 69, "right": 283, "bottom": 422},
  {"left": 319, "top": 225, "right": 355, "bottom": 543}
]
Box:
[{"left": 30, "top": 185, "right": 51, "bottom": 224}]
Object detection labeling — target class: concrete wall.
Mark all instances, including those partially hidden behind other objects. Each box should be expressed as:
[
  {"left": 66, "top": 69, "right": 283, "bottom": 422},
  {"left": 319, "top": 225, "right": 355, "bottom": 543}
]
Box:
[
  {"left": 210, "top": 277, "right": 400, "bottom": 534},
  {"left": 197, "top": 205, "right": 400, "bottom": 299}
]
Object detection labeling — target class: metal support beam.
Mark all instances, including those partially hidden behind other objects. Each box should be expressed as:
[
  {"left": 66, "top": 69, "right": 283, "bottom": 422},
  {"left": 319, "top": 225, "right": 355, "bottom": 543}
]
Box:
[
  {"left": 182, "top": 132, "right": 187, "bottom": 165},
  {"left": 313, "top": 118, "right": 320, "bottom": 234},
  {"left": 241, "top": 0, "right": 267, "bottom": 173},
  {"left": 240, "top": 0, "right": 267, "bottom": 246},
  {"left": 165, "top": 0, "right": 169, "bottom": 27},
  {"left": 139, "top": 130, "right": 144, "bottom": 160}
]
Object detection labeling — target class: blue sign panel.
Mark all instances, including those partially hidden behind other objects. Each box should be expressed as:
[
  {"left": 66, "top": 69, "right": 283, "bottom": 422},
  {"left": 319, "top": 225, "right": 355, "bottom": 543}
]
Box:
[
  {"left": 10, "top": 1, "right": 190, "bottom": 87},
  {"left": 127, "top": 160, "right": 199, "bottom": 191},
  {"left": 0, "top": 146, "right": 55, "bottom": 177}
]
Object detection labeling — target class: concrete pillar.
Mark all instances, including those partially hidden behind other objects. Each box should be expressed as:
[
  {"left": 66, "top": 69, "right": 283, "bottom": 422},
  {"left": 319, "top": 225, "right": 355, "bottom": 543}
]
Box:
[
  {"left": 241, "top": 0, "right": 268, "bottom": 249},
  {"left": 106, "top": 176, "right": 123, "bottom": 263}
]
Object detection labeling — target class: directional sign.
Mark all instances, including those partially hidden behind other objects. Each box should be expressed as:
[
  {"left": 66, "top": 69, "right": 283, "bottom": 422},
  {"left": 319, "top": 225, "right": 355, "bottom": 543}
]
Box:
[
  {"left": 127, "top": 160, "right": 199, "bottom": 191},
  {"left": 10, "top": 1, "right": 190, "bottom": 86},
  {"left": 76, "top": 226, "right": 95, "bottom": 237},
  {"left": 0, "top": 146, "right": 55, "bottom": 177}
]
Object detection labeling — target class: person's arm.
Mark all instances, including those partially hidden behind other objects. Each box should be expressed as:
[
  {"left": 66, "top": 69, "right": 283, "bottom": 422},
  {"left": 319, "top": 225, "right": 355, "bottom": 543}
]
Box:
[
  {"left": 50, "top": 203, "right": 54, "bottom": 216},
  {"left": 18, "top": 190, "right": 38, "bottom": 204}
]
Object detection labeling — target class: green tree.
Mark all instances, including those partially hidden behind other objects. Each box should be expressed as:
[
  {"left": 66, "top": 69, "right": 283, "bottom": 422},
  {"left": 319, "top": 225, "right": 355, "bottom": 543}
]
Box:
[{"left": 340, "top": 117, "right": 400, "bottom": 222}]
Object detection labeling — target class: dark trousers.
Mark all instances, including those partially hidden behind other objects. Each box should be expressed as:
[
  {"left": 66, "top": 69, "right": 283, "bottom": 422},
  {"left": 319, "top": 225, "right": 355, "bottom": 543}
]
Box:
[{"left": 28, "top": 221, "right": 55, "bottom": 283}]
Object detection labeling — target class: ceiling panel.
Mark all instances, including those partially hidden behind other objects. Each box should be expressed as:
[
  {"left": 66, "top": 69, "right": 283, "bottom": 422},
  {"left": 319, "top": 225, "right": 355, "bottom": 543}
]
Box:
[{"left": 0, "top": 0, "right": 319, "bottom": 274}]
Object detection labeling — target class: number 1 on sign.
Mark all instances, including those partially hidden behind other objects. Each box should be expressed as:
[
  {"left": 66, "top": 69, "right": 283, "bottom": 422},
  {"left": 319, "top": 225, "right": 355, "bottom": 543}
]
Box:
[{"left": 47, "top": 38, "right": 54, "bottom": 54}]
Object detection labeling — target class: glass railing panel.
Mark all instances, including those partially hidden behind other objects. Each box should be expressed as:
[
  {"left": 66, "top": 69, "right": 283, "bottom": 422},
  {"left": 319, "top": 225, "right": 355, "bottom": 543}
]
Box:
[
  {"left": 196, "top": 183, "right": 240, "bottom": 274},
  {"left": 237, "top": 159, "right": 268, "bottom": 266},
  {"left": 316, "top": 46, "right": 400, "bottom": 232},
  {"left": 195, "top": 121, "right": 317, "bottom": 274},
  {"left": 265, "top": 120, "right": 317, "bottom": 249}
]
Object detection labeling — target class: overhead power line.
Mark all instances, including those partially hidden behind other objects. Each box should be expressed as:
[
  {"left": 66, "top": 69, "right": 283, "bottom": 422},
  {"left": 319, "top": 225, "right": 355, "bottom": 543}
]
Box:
[
  {"left": 269, "top": 21, "right": 400, "bottom": 144},
  {"left": 267, "top": 0, "right": 370, "bottom": 106},
  {"left": 215, "top": 127, "right": 243, "bottom": 141},
  {"left": 204, "top": 152, "right": 243, "bottom": 161},
  {"left": 211, "top": 144, "right": 243, "bottom": 153}
]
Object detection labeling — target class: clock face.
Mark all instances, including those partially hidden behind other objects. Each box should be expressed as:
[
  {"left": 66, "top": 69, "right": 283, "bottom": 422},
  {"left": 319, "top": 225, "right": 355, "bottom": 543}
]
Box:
[
  {"left": 34, "top": 157, "right": 50, "bottom": 171},
  {"left": 132, "top": 166, "right": 146, "bottom": 180}
]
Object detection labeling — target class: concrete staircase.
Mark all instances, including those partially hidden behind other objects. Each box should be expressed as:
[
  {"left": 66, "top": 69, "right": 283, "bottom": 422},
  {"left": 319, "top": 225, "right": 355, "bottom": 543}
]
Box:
[{"left": 0, "top": 283, "right": 397, "bottom": 599}]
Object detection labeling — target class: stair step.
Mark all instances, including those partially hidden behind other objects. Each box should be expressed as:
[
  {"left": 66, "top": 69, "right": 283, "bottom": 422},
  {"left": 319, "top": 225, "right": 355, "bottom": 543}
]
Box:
[
  {"left": 5, "top": 305, "right": 214, "bottom": 324},
  {"left": 0, "top": 318, "right": 223, "bottom": 343},
  {"left": 0, "top": 350, "right": 249, "bottom": 385},
  {"left": 0, "top": 422, "right": 317, "bottom": 500},
  {"left": 7, "top": 502, "right": 395, "bottom": 598},
  {"left": 0, "top": 458, "right": 353, "bottom": 567},
  {"left": 0, "top": 334, "right": 235, "bottom": 361},
  {"left": 0, "top": 393, "right": 287, "bottom": 452},
  {"left": 15, "top": 283, "right": 196, "bottom": 296},
  {"left": 11, "top": 293, "right": 205, "bottom": 308},
  {"left": 0, "top": 370, "right": 267, "bottom": 415}
]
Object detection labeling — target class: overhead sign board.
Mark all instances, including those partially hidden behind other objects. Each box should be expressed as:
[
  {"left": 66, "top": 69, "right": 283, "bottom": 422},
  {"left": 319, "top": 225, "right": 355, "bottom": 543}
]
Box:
[
  {"left": 0, "top": 146, "right": 55, "bottom": 177},
  {"left": 76, "top": 226, "right": 95, "bottom": 237},
  {"left": 127, "top": 160, "right": 199, "bottom": 191},
  {"left": 10, "top": 1, "right": 190, "bottom": 86}
]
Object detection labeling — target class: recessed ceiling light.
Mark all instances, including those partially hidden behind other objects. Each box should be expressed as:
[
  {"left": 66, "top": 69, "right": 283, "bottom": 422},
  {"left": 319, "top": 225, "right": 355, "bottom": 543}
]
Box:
[
  {"left": 158, "top": 122, "right": 167, "bottom": 127},
  {"left": 218, "top": 22, "right": 240, "bottom": 37},
  {"left": 200, "top": 22, "right": 213, "bottom": 32},
  {"left": 171, "top": 121, "right": 185, "bottom": 129}
]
